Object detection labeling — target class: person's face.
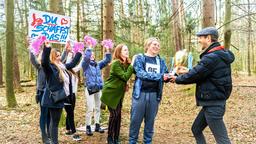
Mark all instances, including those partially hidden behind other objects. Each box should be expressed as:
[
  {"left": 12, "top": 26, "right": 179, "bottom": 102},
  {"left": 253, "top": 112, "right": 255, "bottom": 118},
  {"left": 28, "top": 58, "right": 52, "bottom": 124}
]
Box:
[
  {"left": 147, "top": 40, "right": 160, "bottom": 55},
  {"left": 56, "top": 51, "right": 61, "bottom": 62},
  {"left": 198, "top": 35, "right": 211, "bottom": 50},
  {"left": 90, "top": 52, "right": 95, "bottom": 60},
  {"left": 121, "top": 45, "right": 129, "bottom": 59}
]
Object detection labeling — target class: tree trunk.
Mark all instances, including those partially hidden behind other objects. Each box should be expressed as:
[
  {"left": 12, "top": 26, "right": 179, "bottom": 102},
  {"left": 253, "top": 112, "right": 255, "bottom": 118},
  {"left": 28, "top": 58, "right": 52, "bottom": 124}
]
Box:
[
  {"left": 171, "top": 0, "right": 182, "bottom": 51},
  {"left": 102, "top": 0, "right": 114, "bottom": 80},
  {"left": 49, "top": 0, "right": 64, "bottom": 49},
  {"left": 23, "top": 0, "right": 34, "bottom": 80},
  {"left": 77, "top": 0, "right": 80, "bottom": 41},
  {"left": 5, "top": 0, "right": 17, "bottom": 107},
  {"left": 247, "top": 0, "right": 251, "bottom": 76},
  {"left": 13, "top": 41, "right": 23, "bottom": 91},
  {"left": 224, "top": 0, "right": 231, "bottom": 49},
  {"left": 49, "top": 0, "right": 64, "bottom": 14},
  {"left": 81, "top": 0, "right": 87, "bottom": 37},
  {"left": 0, "top": 46, "right": 3, "bottom": 86},
  {"left": 179, "top": 0, "right": 185, "bottom": 49},
  {"left": 202, "top": 0, "right": 215, "bottom": 27},
  {"left": 101, "top": 0, "right": 104, "bottom": 59}
]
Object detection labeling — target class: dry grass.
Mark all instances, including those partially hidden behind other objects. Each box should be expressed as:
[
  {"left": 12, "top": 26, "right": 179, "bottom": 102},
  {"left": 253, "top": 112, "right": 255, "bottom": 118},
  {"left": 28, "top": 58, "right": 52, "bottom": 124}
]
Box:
[{"left": 0, "top": 76, "right": 256, "bottom": 143}]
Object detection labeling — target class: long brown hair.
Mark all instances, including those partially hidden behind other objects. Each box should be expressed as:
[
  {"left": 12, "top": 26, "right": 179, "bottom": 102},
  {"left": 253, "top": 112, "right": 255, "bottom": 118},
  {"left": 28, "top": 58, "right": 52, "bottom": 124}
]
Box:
[
  {"left": 113, "top": 44, "right": 131, "bottom": 65},
  {"left": 49, "top": 48, "right": 64, "bottom": 81}
]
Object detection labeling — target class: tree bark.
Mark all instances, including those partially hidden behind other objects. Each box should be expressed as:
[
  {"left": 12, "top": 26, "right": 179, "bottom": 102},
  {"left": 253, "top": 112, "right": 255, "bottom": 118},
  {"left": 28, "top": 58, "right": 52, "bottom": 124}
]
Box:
[
  {"left": 13, "top": 41, "right": 23, "bottom": 91},
  {"left": 202, "top": 0, "right": 216, "bottom": 27},
  {"left": 77, "top": 0, "right": 80, "bottom": 41},
  {"left": 0, "top": 46, "right": 3, "bottom": 86},
  {"left": 49, "top": 0, "right": 64, "bottom": 49},
  {"left": 224, "top": 0, "right": 231, "bottom": 49},
  {"left": 5, "top": 0, "right": 17, "bottom": 107},
  {"left": 102, "top": 0, "right": 114, "bottom": 80},
  {"left": 247, "top": 0, "right": 251, "bottom": 76},
  {"left": 171, "top": 0, "right": 182, "bottom": 51}
]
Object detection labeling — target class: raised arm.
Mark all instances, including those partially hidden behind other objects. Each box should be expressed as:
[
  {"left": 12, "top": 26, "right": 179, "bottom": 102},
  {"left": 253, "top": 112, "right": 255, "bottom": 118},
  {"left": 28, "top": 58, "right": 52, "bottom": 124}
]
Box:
[
  {"left": 41, "top": 45, "right": 52, "bottom": 75},
  {"left": 29, "top": 51, "right": 40, "bottom": 70},
  {"left": 65, "top": 52, "right": 82, "bottom": 70}
]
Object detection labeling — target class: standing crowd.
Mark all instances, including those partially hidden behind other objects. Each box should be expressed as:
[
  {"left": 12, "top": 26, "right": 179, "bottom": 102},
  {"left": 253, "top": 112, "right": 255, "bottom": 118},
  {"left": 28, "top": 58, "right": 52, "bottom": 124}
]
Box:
[{"left": 29, "top": 27, "right": 234, "bottom": 144}]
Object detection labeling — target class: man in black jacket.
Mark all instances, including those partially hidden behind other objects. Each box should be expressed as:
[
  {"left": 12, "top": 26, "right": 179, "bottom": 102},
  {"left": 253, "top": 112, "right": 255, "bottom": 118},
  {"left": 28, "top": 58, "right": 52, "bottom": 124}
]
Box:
[{"left": 170, "top": 27, "right": 234, "bottom": 144}]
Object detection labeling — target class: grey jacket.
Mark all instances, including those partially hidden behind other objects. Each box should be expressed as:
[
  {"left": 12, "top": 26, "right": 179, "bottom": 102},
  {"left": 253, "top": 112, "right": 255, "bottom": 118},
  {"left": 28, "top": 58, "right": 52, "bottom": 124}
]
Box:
[{"left": 29, "top": 52, "right": 46, "bottom": 91}]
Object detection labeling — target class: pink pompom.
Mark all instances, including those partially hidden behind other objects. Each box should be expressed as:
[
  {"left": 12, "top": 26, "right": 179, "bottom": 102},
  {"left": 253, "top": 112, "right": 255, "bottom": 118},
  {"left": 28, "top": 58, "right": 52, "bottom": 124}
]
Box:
[
  {"left": 73, "top": 42, "right": 84, "bottom": 54},
  {"left": 101, "top": 39, "right": 114, "bottom": 49},
  {"left": 30, "top": 35, "right": 46, "bottom": 55},
  {"left": 84, "top": 35, "right": 97, "bottom": 47}
]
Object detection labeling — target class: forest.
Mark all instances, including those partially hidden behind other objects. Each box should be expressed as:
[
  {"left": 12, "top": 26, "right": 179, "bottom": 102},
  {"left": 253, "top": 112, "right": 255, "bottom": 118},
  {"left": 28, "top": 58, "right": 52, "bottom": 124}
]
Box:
[{"left": 0, "top": 0, "right": 256, "bottom": 143}]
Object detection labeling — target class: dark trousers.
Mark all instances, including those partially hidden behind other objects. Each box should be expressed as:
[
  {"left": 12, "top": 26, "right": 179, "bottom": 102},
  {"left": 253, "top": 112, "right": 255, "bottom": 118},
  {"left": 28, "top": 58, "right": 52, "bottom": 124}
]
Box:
[
  {"left": 192, "top": 106, "right": 231, "bottom": 144},
  {"left": 108, "top": 102, "right": 122, "bottom": 139},
  {"left": 49, "top": 108, "right": 63, "bottom": 144},
  {"left": 64, "top": 94, "right": 76, "bottom": 133},
  {"left": 38, "top": 90, "right": 50, "bottom": 143},
  {"left": 40, "top": 105, "right": 50, "bottom": 143}
]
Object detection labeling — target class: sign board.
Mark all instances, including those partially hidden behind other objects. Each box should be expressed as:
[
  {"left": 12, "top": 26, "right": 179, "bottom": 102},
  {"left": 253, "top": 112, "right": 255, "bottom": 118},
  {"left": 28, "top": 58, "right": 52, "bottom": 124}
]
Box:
[{"left": 28, "top": 9, "right": 71, "bottom": 44}]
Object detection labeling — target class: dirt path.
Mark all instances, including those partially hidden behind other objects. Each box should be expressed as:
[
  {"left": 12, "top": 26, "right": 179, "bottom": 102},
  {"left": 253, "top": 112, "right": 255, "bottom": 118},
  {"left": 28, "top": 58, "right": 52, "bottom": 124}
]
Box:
[{"left": 0, "top": 76, "right": 256, "bottom": 144}]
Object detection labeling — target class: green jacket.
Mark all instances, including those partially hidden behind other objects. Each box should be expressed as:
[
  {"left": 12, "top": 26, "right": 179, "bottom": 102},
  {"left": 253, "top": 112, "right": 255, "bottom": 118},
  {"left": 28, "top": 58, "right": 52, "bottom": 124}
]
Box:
[{"left": 101, "top": 60, "right": 134, "bottom": 109}]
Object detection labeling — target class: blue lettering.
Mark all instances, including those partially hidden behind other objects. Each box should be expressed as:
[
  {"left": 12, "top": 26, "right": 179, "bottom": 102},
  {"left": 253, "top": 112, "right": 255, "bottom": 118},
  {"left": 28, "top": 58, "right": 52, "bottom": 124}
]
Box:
[{"left": 42, "top": 14, "right": 58, "bottom": 25}]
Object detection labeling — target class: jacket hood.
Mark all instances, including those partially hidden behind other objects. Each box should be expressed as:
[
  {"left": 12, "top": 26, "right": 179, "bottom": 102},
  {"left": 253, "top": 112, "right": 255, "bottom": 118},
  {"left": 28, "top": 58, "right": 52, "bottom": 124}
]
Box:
[
  {"left": 201, "top": 42, "right": 235, "bottom": 64},
  {"left": 216, "top": 49, "right": 235, "bottom": 64}
]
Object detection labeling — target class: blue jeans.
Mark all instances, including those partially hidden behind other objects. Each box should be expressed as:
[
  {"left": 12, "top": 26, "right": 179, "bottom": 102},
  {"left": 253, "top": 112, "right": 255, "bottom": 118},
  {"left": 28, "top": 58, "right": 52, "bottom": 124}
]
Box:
[
  {"left": 129, "top": 92, "right": 159, "bottom": 144},
  {"left": 38, "top": 90, "right": 50, "bottom": 143},
  {"left": 192, "top": 106, "right": 231, "bottom": 144}
]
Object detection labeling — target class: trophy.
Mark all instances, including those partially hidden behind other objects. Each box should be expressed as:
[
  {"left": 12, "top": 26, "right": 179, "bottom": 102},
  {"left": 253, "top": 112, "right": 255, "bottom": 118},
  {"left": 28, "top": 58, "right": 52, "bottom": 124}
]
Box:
[{"left": 170, "top": 49, "right": 193, "bottom": 75}]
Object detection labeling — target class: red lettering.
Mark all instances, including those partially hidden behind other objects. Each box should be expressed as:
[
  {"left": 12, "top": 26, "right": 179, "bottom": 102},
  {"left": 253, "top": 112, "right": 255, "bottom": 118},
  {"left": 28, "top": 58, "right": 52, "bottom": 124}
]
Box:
[{"left": 31, "top": 13, "right": 43, "bottom": 28}]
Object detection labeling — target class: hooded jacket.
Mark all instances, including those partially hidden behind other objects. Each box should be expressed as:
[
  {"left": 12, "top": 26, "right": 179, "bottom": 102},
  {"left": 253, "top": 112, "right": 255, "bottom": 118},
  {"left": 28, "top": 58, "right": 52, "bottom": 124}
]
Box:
[{"left": 82, "top": 48, "right": 111, "bottom": 91}]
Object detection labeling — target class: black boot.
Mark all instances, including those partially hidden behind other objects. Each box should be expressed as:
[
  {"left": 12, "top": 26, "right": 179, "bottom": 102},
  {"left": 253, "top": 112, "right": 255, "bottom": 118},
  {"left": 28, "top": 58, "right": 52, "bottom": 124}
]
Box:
[
  {"left": 86, "top": 125, "right": 93, "bottom": 136},
  {"left": 107, "top": 136, "right": 114, "bottom": 144},
  {"left": 95, "top": 123, "right": 104, "bottom": 133}
]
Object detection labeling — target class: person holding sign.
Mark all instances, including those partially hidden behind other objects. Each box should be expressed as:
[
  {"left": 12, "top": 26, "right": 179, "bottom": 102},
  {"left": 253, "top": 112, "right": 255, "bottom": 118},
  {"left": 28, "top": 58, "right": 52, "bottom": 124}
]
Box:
[
  {"left": 129, "top": 37, "right": 169, "bottom": 144},
  {"left": 169, "top": 27, "right": 234, "bottom": 144},
  {"left": 82, "top": 37, "right": 112, "bottom": 136},
  {"left": 101, "top": 44, "right": 134, "bottom": 144},
  {"left": 41, "top": 42, "right": 82, "bottom": 144},
  {"left": 28, "top": 37, "right": 50, "bottom": 144}
]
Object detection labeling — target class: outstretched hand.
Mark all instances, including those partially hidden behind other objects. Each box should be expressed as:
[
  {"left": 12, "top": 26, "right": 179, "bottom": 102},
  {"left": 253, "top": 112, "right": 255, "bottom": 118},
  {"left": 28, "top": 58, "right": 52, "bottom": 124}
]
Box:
[{"left": 169, "top": 75, "right": 177, "bottom": 83}]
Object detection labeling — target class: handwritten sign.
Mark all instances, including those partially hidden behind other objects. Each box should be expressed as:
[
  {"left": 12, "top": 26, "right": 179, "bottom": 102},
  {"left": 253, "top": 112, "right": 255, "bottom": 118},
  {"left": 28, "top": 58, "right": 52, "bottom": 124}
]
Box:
[{"left": 28, "top": 9, "right": 71, "bottom": 44}]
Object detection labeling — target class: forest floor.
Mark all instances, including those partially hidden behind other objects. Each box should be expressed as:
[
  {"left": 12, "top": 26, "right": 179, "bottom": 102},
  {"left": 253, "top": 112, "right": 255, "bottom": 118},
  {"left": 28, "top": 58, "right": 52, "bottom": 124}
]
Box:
[{"left": 0, "top": 75, "right": 256, "bottom": 144}]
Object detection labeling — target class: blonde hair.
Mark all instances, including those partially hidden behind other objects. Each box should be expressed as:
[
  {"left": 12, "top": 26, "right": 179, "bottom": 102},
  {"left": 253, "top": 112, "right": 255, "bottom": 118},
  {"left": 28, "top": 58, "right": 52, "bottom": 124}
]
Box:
[
  {"left": 144, "top": 37, "right": 160, "bottom": 52},
  {"left": 49, "top": 48, "right": 64, "bottom": 82}
]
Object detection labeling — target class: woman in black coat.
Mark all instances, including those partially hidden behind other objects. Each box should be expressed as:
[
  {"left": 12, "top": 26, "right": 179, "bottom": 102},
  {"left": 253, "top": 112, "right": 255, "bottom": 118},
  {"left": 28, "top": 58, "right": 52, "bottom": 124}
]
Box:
[{"left": 41, "top": 44, "right": 82, "bottom": 144}]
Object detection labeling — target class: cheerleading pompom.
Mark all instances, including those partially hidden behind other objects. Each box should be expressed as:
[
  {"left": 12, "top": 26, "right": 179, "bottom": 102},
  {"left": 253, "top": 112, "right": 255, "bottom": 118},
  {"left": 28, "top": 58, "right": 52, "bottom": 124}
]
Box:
[
  {"left": 101, "top": 39, "right": 114, "bottom": 49},
  {"left": 73, "top": 41, "right": 84, "bottom": 54},
  {"left": 84, "top": 35, "right": 97, "bottom": 48},
  {"left": 30, "top": 35, "right": 46, "bottom": 55}
]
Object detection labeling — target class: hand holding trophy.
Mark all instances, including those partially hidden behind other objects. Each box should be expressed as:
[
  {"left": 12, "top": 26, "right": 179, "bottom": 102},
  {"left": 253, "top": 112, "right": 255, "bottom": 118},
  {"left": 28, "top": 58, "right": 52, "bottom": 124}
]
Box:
[{"left": 170, "top": 49, "right": 192, "bottom": 76}]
